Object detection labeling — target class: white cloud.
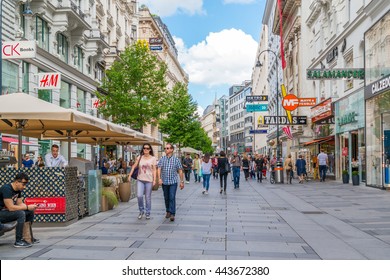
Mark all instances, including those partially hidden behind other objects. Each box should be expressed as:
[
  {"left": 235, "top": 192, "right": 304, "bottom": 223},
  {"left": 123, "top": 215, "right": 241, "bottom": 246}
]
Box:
[
  {"left": 175, "top": 29, "right": 258, "bottom": 87},
  {"left": 223, "top": 0, "right": 256, "bottom": 4},
  {"left": 139, "top": 0, "right": 205, "bottom": 17},
  {"left": 197, "top": 105, "right": 204, "bottom": 117}
]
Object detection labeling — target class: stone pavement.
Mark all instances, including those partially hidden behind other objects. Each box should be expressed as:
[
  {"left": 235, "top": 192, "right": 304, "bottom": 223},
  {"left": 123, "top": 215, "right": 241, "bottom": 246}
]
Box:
[{"left": 2, "top": 174, "right": 390, "bottom": 260}]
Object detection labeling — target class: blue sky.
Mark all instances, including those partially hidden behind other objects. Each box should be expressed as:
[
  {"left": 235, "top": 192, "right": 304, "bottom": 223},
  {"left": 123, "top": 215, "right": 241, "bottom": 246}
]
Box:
[{"left": 139, "top": 0, "right": 266, "bottom": 114}]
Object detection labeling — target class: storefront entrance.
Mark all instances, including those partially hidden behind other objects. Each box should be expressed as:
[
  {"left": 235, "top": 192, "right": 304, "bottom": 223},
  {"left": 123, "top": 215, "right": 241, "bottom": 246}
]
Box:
[{"left": 382, "top": 114, "right": 390, "bottom": 188}]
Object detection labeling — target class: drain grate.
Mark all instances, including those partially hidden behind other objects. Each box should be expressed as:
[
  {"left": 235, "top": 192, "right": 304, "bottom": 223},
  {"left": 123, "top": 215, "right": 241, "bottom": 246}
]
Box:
[
  {"left": 301, "top": 211, "right": 326, "bottom": 214},
  {"left": 261, "top": 207, "right": 288, "bottom": 211}
]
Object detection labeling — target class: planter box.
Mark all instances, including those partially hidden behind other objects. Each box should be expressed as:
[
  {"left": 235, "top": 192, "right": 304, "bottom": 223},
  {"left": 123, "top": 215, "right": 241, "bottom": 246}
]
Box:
[
  {"left": 342, "top": 174, "right": 349, "bottom": 184},
  {"left": 352, "top": 175, "right": 359, "bottom": 186}
]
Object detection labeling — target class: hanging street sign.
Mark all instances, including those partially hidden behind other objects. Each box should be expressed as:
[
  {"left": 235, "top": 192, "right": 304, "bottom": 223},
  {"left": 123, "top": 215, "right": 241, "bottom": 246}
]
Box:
[
  {"left": 150, "top": 45, "right": 163, "bottom": 51},
  {"left": 149, "top": 37, "right": 163, "bottom": 45},
  {"left": 37, "top": 73, "right": 61, "bottom": 89},
  {"left": 246, "top": 95, "right": 268, "bottom": 102},
  {"left": 2, "top": 41, "right": 36, "bottom": 59},
  {"left": 246, "top": 104, "right": 268, "bottom": 112},
  {"left": 282, "top": 94, "right": 316, "bottom": 111},
  {"left": 249, "top": 129, "right": 268, "bottom": 134},
  {"left": 263, "top": 116, "right": 307, "bottom": 125}
]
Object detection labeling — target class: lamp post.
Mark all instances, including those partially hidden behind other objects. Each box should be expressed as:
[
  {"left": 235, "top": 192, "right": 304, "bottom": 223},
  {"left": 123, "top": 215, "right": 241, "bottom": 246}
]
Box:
[{"left": 256, "top": 49, "right": 281, "bottom": 160}]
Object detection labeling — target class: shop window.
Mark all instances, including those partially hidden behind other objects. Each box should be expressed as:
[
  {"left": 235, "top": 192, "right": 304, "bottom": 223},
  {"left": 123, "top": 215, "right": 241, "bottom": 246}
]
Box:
[
  {"left": 60, "top": 81, "right": 71, "bottom": 108},
  {"left": 77, "top": 89, "right": 86, "bottom": 113},
  {"left": 19, "top": 4, "right": 26, "bottom": 36},
  {"left": 2, "top": 61, "right": 18, "bottom": 94},
  {"left": 38, "top": 89, "right": 52, "bottom": 102},
  {"left": 22, "top": 62, "right": 29, "bottom": 93}
]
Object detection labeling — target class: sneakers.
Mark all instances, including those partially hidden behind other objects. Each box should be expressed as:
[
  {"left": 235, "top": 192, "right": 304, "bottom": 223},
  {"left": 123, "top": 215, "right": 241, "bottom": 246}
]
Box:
[
  {"left": 185, "top": 181, "right": 190, "bottom": 184},
  {"left": 202, "top": 189, "right": 205, "bottom": 194},
  {"left": 220, "top": 189, "right": 222, "bottom": 194},
  {"left": 205, "top": 191, "right": 208, "bottom": 195},
  {"left": 14, "top": 239, "right": 32, "bottom": 248},
  {"left": 145, "top": 214, "right": 150, "bottom": 220},
  {"left": 138, "top": 212, "right": 144, "bottom": 219},
  {"left": 170, "top": 215, "right": 175, "bottom": 222},
  {"left": 165, "top": 212, "right": 171, "bottom": 218},
  {"left": 32, "top": 238, "right": 40, "bottom": 244}
]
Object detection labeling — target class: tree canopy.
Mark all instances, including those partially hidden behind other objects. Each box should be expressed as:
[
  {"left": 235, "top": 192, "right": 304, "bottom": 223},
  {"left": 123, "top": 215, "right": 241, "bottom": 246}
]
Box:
[{"left": 97, "top": 40, "right": 168, "bottom": 131}]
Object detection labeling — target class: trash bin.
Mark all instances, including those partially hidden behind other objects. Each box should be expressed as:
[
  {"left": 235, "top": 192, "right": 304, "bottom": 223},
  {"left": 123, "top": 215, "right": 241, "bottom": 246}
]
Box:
[{"left": 274, "top": 161, "right": 284, "bottom": 184}]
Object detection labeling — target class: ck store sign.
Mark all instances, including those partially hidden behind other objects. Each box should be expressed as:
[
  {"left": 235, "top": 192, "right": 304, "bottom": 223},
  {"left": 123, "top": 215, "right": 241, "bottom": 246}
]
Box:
[{"left": 2, "top": 41, "right": 36, "bottom": 59}]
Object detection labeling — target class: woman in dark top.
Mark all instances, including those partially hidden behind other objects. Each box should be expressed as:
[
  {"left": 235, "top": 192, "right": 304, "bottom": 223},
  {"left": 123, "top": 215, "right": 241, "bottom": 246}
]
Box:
[
  {"left": 242, "top": 154, "right": 250, "bottom": 181},
  {"left": 217, "top": 151, "right": 229, "bottom": 194}
]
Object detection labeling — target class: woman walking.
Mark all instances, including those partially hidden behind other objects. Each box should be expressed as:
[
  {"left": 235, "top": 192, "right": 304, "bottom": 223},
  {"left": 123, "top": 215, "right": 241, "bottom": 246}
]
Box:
[
  {"left": 217, "top": 151, "right": 229, "bottom": 194},
  {"left": 128, "top": 143, "right": 157, "bottom": 220},
  {"left": 201, "top": 153, "right": 213, "bottom": 194},
  {"left": 284, "top": 154, "right": 294, "bottom": 184},
  {"left": 295, "top": 154, "right": 306, "bottom": 184}
]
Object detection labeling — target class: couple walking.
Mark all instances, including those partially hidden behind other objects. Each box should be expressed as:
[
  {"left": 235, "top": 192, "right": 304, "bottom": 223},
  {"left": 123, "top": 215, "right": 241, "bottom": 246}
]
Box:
[{"left": 128, "top": 143, "right": 185, "bottom": 222}]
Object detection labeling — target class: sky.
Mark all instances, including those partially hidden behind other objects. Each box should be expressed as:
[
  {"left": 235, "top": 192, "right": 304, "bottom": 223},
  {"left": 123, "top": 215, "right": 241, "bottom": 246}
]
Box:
[{"left": 138, "top": 0, "right": 266, "bottom": 115}]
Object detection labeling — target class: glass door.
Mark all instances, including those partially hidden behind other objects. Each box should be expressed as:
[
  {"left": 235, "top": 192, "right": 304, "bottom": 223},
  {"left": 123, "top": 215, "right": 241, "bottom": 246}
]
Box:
[{"left": 383, "top": 114, "right": 390, "bottom": 188}]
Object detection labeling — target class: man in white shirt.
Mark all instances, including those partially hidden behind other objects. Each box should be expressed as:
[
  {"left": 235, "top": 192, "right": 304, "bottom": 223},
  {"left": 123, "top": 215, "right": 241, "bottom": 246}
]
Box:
[
  {"left": 44, "top": 144, "right": 68, "bottom": 167},
  {"left": 317, "top": 149, "right": 328, "bottom": 182}
]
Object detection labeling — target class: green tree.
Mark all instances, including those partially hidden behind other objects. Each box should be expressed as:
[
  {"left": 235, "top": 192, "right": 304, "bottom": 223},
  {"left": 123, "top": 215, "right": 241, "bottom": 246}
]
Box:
[
  {"left": 159, "top": 82, "right": 213, "bottom": 154},
  {"left": 97, "top": 40, "right": 168, "bottom": 130}
]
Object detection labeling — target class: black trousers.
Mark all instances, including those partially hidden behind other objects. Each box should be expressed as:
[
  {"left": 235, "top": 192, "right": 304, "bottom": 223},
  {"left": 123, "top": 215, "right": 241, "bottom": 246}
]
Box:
[{"left": 219, "top": 173, "right": 228, "bottom": 191}]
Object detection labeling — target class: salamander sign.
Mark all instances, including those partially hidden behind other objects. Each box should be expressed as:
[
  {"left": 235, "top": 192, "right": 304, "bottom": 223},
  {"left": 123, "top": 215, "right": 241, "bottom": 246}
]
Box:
[{"left": 307, "top": 68, "right": 364, "bottom": 80}]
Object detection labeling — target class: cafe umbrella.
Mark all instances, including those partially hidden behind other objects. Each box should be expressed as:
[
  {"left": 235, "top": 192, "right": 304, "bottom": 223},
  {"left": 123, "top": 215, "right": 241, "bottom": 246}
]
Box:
[{"left": 0, "top": 93, "right": 107, "bottom": 166}]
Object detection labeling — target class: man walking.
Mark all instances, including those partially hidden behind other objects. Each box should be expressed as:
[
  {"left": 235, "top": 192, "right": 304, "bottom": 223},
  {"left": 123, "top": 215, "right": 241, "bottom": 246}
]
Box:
[
  {"left": 157, "top": 143, "right": 185, "bottom": 222},
  {"left": 230, "top": 151, "right": 242, "bottom": 189},
  {"left": 317, "top": 149, "right": 329, "bottom": 182},
  {"left": 182, "top": 154, "right": 193, "bottom": 183},
  {"left": 0, "top": 172, "right": 39, "bottom": 248}
]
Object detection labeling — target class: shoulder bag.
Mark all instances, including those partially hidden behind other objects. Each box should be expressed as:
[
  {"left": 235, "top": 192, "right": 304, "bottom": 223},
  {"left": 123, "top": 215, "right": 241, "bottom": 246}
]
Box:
[{"left": 131, "top": 155, "right": 142, "bottom": 180}]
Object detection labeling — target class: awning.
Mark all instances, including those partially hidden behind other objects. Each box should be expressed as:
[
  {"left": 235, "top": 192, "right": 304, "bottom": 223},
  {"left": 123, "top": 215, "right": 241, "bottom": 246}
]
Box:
[
  {"left": 1, "top": 136, "right": 40, "bottom": 147},
  {"left": 302, "top": 135, "right": 334, "bottom": 146}
]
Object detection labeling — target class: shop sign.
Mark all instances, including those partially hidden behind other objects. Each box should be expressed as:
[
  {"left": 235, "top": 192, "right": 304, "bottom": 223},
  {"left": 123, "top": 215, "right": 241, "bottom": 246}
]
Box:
[
  {"left": 25, "top": 197, "right": 66, "bottom": 214},
  {"left": 338, "top": 112, "right": 357, "bottom": 126},
  {"left": 246, "top": 95, "right": 268, "bottom": 102},
  {"left": 263, "top": 116, "right": 307, "bottom": 125},
  {"left": 282, "top": 94, "right": 316, "bottom": 111},
  {"left": 306, "top": 68, "right": 365, "bottom": 80},
  {"left": 2, "top": 41, "right": 36, "bottom": 59},
  {"left": 365, "top": 73, "right": 390, "bottom": 100},
  {"left": 317, "top": 117, "right": 335, "bottom": 124},
  {"left": 149, "top": 37, "right": 163, "bottom": 45},
  {"left": 342, "top": 147, "right": 348, "bottom": 156},
  {"left": 37, "top": 73, "right": 61, "bottom": 89},
  {"left": 311, "top": 98, "right": 333, "bottom": 123},
  {"left": 246, "top": 104, "right": 268, "bottom": 112},
  {"left": 257, "top": 115, "right": 268, "bottom": 127}
]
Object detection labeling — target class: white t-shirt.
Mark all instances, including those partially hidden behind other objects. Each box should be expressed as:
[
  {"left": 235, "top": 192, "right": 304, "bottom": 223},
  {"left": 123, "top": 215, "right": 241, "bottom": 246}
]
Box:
[
  {"left": 137, "top": 156, "right": 157, "bottom": 182},
  {"left": 201, "top": 161, "right": 212, "bottom": 175},
  {"left": 317, "top": 152, "right": 328, "bottom": 166}
]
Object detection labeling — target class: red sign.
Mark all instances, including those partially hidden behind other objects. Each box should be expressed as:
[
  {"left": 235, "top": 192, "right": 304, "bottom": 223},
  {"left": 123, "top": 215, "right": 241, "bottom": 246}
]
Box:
[
  {"left": 25, "top": 197, "right": 66, "bottom": 214},
  {"left": 37, "top": 73, "right": 61, "bottom": 89},
  {"left": 282, "top": 94, "right": 317, "bottom": 111},
  {"left": 311, "top": 98, "right": 333, "bottom": 123},
  {"left": 342, "top": 147, "right": 348, "bottom": 156}
]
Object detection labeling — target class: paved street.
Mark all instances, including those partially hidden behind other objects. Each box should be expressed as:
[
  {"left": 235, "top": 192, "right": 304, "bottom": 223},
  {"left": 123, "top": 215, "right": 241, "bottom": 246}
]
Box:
[{"left": 2, "top": 174, "right": 390, "bottom": 260}]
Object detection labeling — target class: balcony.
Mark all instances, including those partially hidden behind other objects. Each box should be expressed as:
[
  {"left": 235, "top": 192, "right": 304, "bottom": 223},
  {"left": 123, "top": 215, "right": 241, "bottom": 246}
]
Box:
[
  {"left": 54, "top": 1, "right": 91, "bottom": 31},
  {"left": 86, "top": 30, "right": 110, "bottom": 49}
]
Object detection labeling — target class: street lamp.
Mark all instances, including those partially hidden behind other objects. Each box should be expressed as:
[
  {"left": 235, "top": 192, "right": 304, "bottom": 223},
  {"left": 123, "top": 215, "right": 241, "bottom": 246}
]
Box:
[{"left": 256, "top": 49, "right": 281, "bottom": 160}]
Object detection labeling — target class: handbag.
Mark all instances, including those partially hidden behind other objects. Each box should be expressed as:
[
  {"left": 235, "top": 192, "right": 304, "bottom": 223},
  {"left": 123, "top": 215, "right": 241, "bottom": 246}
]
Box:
[
  {"left": 131, "top": 156, "right": 142, "bottom": 180},
  {"left": 198, "top": 167, "right": 203, "bottom": 177},
  {"left": 225, "top": 161, "right": 231, "bottom": 173}
]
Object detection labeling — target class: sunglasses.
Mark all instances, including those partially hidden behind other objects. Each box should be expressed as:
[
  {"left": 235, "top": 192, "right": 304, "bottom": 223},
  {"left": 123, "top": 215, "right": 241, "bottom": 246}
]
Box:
[
  {"left": 164, "top": 147, "right": 172, "bottom": 150},
  {"left": 18, "top": 181, "right": 28, "bottom": 186},
  {"left": 143, "top": 147, "right": 151, "bottom": 150}
]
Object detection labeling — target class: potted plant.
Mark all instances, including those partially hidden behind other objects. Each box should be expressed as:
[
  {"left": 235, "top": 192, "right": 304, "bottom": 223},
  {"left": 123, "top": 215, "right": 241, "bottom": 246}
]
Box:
[
  {"left": 342, "top": 170, "right": 349, "bottom": 184},
  {"left": 118, "top": 175, "right": 131, "bottom": 202},
  {"left": 101, "top": 188, "right": 118, "bottom": 211},
  {"left": 352, "top": 170, "right": 359, "bottom": 186}
]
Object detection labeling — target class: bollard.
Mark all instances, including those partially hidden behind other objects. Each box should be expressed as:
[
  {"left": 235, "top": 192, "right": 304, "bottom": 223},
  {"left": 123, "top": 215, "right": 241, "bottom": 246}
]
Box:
[{"left": 275, "top": 161, "right": 284, "bottom": 184}]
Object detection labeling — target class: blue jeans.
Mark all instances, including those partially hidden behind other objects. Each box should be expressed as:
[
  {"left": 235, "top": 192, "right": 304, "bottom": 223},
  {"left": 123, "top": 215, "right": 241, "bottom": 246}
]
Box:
[
  {"left": 137, "top": 180, "right": 153, "bottom": 215},
  {"left": 319, "top": 165, "right": 327, "bottom": 181},
  {"left": 232, "top": 166, "right": 240, "bottom": 188},
  {"left": 162, "top": 183, "right": 178, "bottom": 215},
  {"left": 202, "top": 174, "right": 211, "bottom": 191},
  {"left": 193, "top": 170, "right": 200, "bottom": 182},
  {"left": 0, "top": 210, "right": 34, "bottom": 241}
]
